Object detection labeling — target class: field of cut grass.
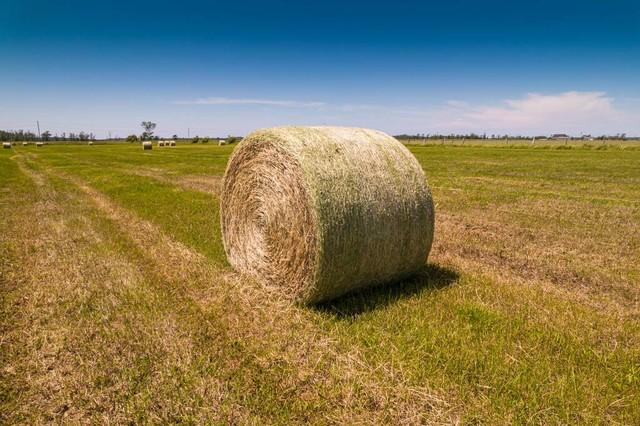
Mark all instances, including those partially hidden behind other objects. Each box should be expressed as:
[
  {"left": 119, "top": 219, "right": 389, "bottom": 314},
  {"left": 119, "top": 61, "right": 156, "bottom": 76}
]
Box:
[{"left": 1, "top": 142, "right": 639, "bottom": 423}]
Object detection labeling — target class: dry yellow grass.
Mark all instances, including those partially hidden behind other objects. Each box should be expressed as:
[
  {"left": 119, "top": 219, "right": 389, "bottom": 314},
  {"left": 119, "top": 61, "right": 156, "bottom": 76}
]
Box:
[{"left": 2, "top": 143, "right": 639, "bottom": 423}]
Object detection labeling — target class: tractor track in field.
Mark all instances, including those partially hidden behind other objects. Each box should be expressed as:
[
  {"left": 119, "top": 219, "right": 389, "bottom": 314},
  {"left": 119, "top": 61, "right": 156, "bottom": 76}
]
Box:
[{"left": 8, "top": 153, "right": 458, "bottom": 424}]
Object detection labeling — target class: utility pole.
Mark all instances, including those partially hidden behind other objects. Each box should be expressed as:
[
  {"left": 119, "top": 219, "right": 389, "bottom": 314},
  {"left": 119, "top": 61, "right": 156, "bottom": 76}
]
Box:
[
  {"left": 108, "top": 130, "right": 112, "bottom": 140},
  {"left": 36, "top": 121, "right": 41, "bottom": 139},
  {"left": 188, "top": 128, "right": 190, "bottom": 138}
]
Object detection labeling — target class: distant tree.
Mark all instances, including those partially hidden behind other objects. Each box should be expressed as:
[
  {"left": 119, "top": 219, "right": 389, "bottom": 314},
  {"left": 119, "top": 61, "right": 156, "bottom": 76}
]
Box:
[
  {"left": 226, "top": 136, "right": 241, "bottom": 144},
  {"left": 172, "top": 134, "right": 178, "bottom": 140},
  {"left": 192, "top": 136, "right": 199, "bottom": 144},
  {"left": 140, "top": 121, "right": 157, "bottom": 140},
  {"left": 201, "top": 137, "right": 209, "bottom": 143},
  {"left": 126, "top": 134, "right": 139, "bottom": 143},
  {"left": 41, "top": 130, "right": 51, "bottom": 141}
]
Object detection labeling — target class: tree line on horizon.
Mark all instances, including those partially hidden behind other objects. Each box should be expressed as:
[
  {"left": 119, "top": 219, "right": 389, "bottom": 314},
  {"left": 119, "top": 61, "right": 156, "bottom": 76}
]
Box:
[
  {"left": 394, "top": 132, "right": 634, "bottom": 140},
  {"left": 0, "top": 129, "right": 96, "bottom": 142},
  {"left": 3, "top": 128, "right": 635, "bottom": 143}
]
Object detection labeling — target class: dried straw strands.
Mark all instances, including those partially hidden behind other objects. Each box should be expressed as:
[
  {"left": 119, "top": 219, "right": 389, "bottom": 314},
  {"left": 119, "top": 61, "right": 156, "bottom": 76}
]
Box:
[{"left": 221, "top": 126, "right": 435, "bottom": 304}]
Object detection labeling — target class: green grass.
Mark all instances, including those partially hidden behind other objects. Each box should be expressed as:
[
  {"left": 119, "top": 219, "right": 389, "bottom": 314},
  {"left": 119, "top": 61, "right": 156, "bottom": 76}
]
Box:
[{"left": 2, "top": 142, "right": 640, "bottom": 423}]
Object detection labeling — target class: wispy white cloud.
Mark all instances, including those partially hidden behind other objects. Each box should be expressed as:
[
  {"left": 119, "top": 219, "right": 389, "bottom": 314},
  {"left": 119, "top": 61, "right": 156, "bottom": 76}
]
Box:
[
  {"left": 434, "top": 91, "right": 625, "bottom": 134},
  {"left": 173, "top": 91, "right": 637, "bottom": 135},
  {"left": 174, "top": 97, "right": 326, "bottom": 108}
]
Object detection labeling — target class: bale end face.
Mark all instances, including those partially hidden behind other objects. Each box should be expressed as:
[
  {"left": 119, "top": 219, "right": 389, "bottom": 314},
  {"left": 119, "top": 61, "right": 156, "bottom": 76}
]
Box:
[
  {"left": 142, "top": 141, "right": 153, "bottom": 150},
  {"left": 221, "top": 126, "right": 435, "bottom": 304}
]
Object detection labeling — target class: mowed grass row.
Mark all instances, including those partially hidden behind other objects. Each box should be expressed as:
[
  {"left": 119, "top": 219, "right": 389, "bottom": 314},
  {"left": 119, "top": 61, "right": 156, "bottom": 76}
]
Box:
[{"left": 2, "top": 143, "right": 640, "bottom": 423}]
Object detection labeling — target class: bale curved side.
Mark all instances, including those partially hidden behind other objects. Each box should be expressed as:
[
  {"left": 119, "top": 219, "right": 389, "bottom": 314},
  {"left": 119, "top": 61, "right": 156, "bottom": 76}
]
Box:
[{"left": 221, "top": 126, "right": 435, "bottom": 304}]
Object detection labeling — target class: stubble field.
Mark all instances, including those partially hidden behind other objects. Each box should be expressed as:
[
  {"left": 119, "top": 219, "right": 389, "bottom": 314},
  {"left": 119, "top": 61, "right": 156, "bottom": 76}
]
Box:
[{"left": 1, "top": 142, "right": 639, "bottom": 423}]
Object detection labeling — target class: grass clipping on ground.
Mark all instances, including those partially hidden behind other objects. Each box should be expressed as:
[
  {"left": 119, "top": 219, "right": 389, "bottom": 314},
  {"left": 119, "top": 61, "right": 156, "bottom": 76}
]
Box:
[{"left": 221, "top": 126, "right": 435, "bottom": 304}]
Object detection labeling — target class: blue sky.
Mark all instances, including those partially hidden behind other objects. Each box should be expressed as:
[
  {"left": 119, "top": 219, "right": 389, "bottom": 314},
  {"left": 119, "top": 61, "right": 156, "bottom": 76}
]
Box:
[{"left": 1, "top": 0, "right": 639, "bottom": 137}]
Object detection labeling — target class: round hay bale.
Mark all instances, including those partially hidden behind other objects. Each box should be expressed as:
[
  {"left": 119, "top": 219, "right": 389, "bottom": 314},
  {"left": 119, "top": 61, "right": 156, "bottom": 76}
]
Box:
[
  {"left": 36, "top": 142, "right": 44, "bottom": 147},
  {"left": 88, "top": 141, "right": 93, "bottom": 145},
  {"left": 169, "top": 140, "right": 176, "bottom": 146},
  {"left": 2, "top": 142, "right": 11, "bottom": 149},
  {"left": 158, "top": 141, "right": 165, "bottom": 147},
  {"left": 220, "top": 126, "right": 435, "bottom": 304},
  {"left": 142, "top": 141, "right": 152, "bottom": 150},
  {"left": 22, "top": 142, "right": 28, "bottom": 146}
]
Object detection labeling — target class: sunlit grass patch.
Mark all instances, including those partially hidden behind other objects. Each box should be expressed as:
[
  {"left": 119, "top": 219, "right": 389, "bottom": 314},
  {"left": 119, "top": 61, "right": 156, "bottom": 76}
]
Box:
[{"left": 2, "top": 143, "right": 640, "bottom": 423}]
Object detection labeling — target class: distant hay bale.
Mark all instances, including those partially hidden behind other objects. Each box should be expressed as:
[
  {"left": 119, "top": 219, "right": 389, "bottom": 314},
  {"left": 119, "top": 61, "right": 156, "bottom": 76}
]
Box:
[
  {"left": 142, "top": 141, "right": 152, "bottom": 150},
  {"left": 218, "top": 139, "right": 227, "bottom": 146},
  {"left": 158, "top": 141, "right": 165, "bottom": 147},
  {"left": 2, "top": 142, "right": 11, "bottom": 149},
  {"left": 221, "top": 126, "right": 435, "bottom": 304},
  {"left": 169, "top": 140, "right": 176, "bottom": 146},
  {"left": 22, "top": 142, "right": 28, "bottom": 146},
  {"left": 36, "top": 142, "right": 44, "bottom": 147},
  {"left": 88, "top": 141, "right": 93, "bottom": 145}
]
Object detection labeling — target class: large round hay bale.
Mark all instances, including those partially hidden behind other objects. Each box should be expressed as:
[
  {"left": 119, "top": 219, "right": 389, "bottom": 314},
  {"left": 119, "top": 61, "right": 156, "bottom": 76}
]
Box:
[
  {"left": 22, "top": 142, "right": 28, "bottom": 146},
  {"left": 36, "top": 142, "right": 44, "bottom": 147},
  {"left": 2, "top": 142, "right": 11, "bottom": 149},
  {"left": 220, "top": 126, "right": 435, "bottom": 304},
  {"left": 142, "top": 141, "right": 152, "bottom": 150}
]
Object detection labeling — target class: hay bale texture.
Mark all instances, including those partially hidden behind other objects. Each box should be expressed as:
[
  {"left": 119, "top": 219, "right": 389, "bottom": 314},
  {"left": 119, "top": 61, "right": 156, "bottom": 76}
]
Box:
[
  {"left": 220, "top": 126, "right": 435, "bottom": 304},
  {"left": 142, "top": 141, "right": 152, "bottom": 150}
]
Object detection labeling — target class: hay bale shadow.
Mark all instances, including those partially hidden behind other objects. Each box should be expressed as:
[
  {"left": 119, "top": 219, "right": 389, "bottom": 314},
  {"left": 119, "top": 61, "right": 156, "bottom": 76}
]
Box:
[{"left": 315, "top": 264, "right": 459, "bottom": 319}]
